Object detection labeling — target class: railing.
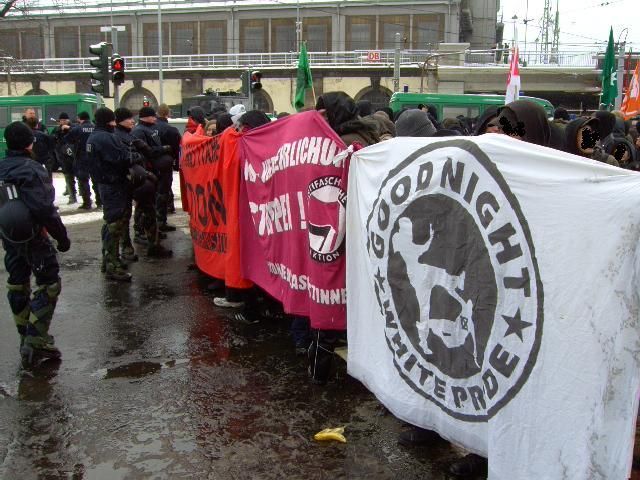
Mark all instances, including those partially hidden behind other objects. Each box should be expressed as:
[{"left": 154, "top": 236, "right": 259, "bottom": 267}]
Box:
[{"left": 5, "top": 49, "right": 601, "bottom": 74}]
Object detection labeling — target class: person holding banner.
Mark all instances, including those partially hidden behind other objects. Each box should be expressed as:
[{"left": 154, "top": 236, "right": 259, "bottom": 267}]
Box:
[
  {"left": 315, "top": 92, "right": 380, "bottom": 147},
  {"left": 302, "top": 92, "right": 380, "bottom": 385},
  {"left": 213, "top": 110, "right": 272, "bottom": 316},
  {"left": 495, "top": 100, "right": 550, "bottom": 146}
]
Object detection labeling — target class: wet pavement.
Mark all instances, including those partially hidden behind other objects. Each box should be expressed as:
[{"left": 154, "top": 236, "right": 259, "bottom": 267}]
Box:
[{"left": 0, "top": 173, "right": 476, "bottom": 480}]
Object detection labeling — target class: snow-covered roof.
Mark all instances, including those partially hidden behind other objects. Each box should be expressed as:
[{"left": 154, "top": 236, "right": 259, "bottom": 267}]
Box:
[{"left": 9, "top": 0, "right": 449, "bottom": 18}]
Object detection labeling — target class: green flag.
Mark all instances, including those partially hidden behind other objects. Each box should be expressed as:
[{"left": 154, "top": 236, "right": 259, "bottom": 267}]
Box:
[
  {"left": 294, "top": 42, "right": 313, "bottom": 111},
  {"left": 601, "top": 27, "right": 618, "bottom": 109}
]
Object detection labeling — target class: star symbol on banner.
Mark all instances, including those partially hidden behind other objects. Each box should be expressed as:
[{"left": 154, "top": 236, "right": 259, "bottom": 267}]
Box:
[
  {"left": 375, "top": 267, "right": 385, "bottom": 292},
  {"left": 502, "top": 309, "right": 532, "bottom": 341}
]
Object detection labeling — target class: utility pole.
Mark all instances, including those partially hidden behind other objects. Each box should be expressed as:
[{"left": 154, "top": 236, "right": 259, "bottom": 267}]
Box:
[
  {"left": 550, "top": 0, "right": 560, "bottom": 64},
  {"left": 157, "top": 0, "right": 164, "bottom": 105},
  {"left": 296, "top": 0, "right": 302, "bottom": 53},
  {"left": 541, "top": 0, "right": 551, "bottom": 63},
  {"left": 393, "top": 32, "right": 401, "bottom": 92},
  {"left": 616, "top": 40, "right": 626, "bottom": 110}
]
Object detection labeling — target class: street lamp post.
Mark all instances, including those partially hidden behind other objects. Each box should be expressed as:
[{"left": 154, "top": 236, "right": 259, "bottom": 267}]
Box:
[{"left": 158, "top": 0, "right": 164, "bottom": 105}]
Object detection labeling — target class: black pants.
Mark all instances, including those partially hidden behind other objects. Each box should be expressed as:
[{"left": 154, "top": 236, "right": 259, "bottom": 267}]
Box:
[
  {"left": 308, "top": 329, "right": 346, "bottom": 385},
  {"left": 3, "top": 234, "right": 61, "bottom": 348},
  {"left": 99, "top": 183, "right": 128, "bottom": 224},
  {"left": 153, "top": 154, "right": 174, "bottom": 226}
]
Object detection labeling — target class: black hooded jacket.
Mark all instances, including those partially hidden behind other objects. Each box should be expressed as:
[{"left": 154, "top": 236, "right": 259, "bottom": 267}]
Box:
[
  {"left": 564, "top": 117, "right": 596, "bottom": 156},
  {"left": 86, "top": 126, "right": 130, "bottom": 184},
  {"left": 0, "top": 150, "right": 68, "bottom": 243},
  {"left": 593, "top": 111, "right": 616, "bottom": 139},
  {"left": 316, "top": 92, "right": 380, "bottom": 146},
  {"left": 498, "top": 100, "right": 550, "bottom": 147},
  {"left": 473, "top": 107, "right": 499, "bottom": 135}
]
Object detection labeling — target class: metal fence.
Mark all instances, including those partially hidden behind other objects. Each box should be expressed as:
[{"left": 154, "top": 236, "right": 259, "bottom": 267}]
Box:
[{"left": 5, "top": 49, "right": 600, "bottom": 74}]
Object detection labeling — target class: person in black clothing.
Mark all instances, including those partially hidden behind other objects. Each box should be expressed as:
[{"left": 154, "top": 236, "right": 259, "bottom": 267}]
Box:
[
  {"left": 155, "top": 104, "right": 181, "bottom": 215},
  {"left": 64, "top": 111, "right": 101, "bottom": 209},
  {"left": 131, "top": 106, "right": 176, "bottom": 233},
  {"left": 0, "top": 122, "right": 71, "bottom": 366},
  {"left": 87, "top": 108, "right": 132, "bottom": 282},
  {"left": 23, "top": 108, "right": 47, "bottom": 132},
  {"left": 51, "top": 113, "right": 77, "bottom": 204},
  {"left": 23, "top": 109, "right": 55, "bottom": 174},
  {"left": 113, "top": 107, "right": 172, "bottom": 259}
]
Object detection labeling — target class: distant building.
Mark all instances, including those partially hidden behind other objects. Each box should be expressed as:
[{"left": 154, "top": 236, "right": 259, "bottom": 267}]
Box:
[
  {"left": 0, "top": 0, "right": 499, "bottom": 112},
  {"left": 0, "top": 0, "right": 498, "bottom": 59}
]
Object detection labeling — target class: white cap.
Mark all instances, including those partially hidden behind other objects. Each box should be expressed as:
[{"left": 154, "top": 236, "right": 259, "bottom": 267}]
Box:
[{"left": 229, "top": 104, "right": 247, "bottom": 125}]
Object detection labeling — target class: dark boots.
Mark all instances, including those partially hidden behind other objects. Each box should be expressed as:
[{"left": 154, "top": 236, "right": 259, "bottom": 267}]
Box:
[
  {"left": 102, "top": 221, "right": 132, "bottom": 282},
  {"left": 8, "top": 281, "right": 63, "bottom": 366}
]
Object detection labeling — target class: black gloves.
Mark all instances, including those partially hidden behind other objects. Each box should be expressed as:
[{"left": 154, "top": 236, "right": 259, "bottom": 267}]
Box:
[{"left": 57, "top": 236, "right": 71, "bottom": 252}]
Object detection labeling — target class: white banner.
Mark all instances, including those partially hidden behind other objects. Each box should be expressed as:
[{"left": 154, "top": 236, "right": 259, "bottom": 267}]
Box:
[{"left": 346, "top": 135, "right": 640, "bottom": 479}]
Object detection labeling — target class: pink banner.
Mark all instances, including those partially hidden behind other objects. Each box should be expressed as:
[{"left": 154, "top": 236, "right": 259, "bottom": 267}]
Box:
[{"left": 240, "top": 111, "right": 348, "bottom": 330}]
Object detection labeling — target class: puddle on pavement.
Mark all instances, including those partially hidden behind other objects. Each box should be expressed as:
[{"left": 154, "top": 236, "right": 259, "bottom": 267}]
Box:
[
  {"left": 97, "top": 358, "right": 190, "bottom": 379},
  {"left": 103, "top": 361, "right": 162, "bottom": 379}
]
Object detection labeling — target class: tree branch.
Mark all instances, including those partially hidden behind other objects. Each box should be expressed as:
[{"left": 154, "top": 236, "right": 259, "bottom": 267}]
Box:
[{"left": 0, "top": 0, "right": 19, "bottom": 18}]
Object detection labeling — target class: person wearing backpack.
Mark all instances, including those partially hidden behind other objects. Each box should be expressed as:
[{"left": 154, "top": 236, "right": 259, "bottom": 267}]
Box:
[{"left": 0, "top": 122, "right": 70, "bottom": 367}]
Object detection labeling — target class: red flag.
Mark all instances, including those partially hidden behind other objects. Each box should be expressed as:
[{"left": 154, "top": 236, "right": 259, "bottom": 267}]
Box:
[{"left": 506, "top": 47, "right": 521, "bottom": 104}]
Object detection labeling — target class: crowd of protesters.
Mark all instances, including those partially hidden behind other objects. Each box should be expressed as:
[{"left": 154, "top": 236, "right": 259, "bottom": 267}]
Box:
[{"left": 3, "top": 93, "right": 639, "bottom": 477}]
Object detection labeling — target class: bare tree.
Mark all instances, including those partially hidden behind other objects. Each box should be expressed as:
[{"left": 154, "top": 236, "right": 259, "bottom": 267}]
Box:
[{"left": 0, "top": 0, "right": 20, "bottom": 17}]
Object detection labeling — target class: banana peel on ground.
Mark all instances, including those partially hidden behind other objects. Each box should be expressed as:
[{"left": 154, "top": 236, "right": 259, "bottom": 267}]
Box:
[{"left": 314, "top": 426, "right": 347, "bottom": 443}]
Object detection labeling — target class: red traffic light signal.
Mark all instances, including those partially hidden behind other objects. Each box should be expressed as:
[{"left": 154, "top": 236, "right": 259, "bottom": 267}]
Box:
[
  {"left": 111, "top": 54, "right": 125, "bottom": 86},
  {"left": 113, "top": 58, "right": 124, "bottom": 71},
  {"left": 143, "top": 96, "right": 150, "bottom": 107}
]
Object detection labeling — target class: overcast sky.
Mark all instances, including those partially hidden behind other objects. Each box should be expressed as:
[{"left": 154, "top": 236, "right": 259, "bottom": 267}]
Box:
[{"left": 499, "top": 0, "right": 637, "bottom": 52}]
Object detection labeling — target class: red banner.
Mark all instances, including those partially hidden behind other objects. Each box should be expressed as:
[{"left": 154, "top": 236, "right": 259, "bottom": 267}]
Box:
[
  {"left": 239, "top": 111, "right": 348, "bottom": 330},
  {"left": 180, "top": 127, "right": 252, "bottom": 289}
]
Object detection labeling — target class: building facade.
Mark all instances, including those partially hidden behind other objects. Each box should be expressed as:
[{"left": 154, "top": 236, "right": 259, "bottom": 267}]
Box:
[{"left": 0, "top": 0, "right": 499, "bottom": 113}]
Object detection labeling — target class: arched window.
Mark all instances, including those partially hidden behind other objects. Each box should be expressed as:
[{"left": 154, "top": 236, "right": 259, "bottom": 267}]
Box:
[
  {"left": 24, "top": 88, "right": 49, "bottom": 95},
  {"left": 120, "top": 87, "right": 158, "bottom": 111},
  {"left": 355, "top": 86, "right": 392, "bottom": 112},
  {"left": 252, "top": 89, "right": 273, "bottom": 113}
]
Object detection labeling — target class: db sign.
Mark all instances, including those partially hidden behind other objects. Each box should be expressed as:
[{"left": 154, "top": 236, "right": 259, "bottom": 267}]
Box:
[{"left": 367, "top": 51, "right": 381, "bottom": 62}]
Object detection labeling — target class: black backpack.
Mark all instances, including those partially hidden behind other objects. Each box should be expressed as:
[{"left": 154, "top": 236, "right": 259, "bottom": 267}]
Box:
[{"left": 0, "top": 181, "right": 37, "bottom": 243}]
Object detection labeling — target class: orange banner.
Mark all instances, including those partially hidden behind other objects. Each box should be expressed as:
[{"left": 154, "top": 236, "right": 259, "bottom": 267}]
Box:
[
  {"left": 180, "top": 127, "right": 252, "bottom": 289},
  {"left": 621, "top": 63, "right": 640, "bottom": 120}
]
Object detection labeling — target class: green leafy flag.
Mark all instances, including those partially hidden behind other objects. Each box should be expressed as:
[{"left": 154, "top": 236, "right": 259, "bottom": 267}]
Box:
[
  {"left": 294, "top": 42, "right": 313, "bottom": 111},
  {"left": 601, "top": 27, "right": 618, "bottom": 109}
]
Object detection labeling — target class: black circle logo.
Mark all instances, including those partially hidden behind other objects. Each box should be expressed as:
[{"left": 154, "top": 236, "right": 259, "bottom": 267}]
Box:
[
  {"left": 307, "top": 175, "right": 347, "bottom": 263},
  {"left": 366, "top": 139, "right": 544, "bottom": 421}
]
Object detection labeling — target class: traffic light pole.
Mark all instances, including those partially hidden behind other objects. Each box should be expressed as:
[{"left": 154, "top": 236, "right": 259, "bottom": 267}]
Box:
[
  {"left": 111, "top": 26, "right": 120, "bottom": 108},
  {"left": 248, "top": 69, "right": 253, "bottom": 110}
]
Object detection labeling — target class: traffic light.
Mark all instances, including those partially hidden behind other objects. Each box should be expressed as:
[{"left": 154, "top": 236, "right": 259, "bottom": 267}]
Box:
[
  {"left": 250, "top": 70, "right": 262, "bottom": 92},
  {"left": 143, "top": 96, "right": 150, "bottom": 107},
  {"left": 240, "top": 70, "right": 250, "bottom": 97},
  {"left": 89, "top": 42, "right": 112, "bottom": 97},
  {"left": 112, "top": 53, "right": 125, "bottom": 86}
]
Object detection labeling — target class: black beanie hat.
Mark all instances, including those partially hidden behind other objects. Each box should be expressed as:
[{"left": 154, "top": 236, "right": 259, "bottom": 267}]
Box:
[
  {"left": 94, "top": 107, "right": 116, "bottom": 127},
  {"left": 78, "top": 111, "right": 90, "bottom": 121},
  {"left": 4, "top": 121, "right": 34, "bottom": 151},
  {"left": 238, "top": 110, "right": 271, "bottom": 130},
  {"left": 138, "top": 106, "right": 156, "bottom": 118},
  {"left": 395, "top": 109, "right": 437, "bottom": 137},
  {"left": 188, "top": 106, "right": 206, "bottom": 125},
  {"left": 58, "top": 112, "right": 70, "bottom": 120},
  {"left": 114, "top": 107, "right": 133, "bottom": 124}
]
